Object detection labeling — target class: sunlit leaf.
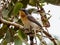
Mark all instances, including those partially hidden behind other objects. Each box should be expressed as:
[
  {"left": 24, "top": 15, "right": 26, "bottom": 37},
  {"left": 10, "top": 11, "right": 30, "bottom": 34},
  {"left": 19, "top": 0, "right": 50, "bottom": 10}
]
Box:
[
  {"left": 29, "top": 0, "right": 36, "bottom": 6},
  {"left": 2, "top": 9, "right": 9, "bottom": 18},
  {"left": 37, "top": 34, "right": 42, "bottom": 41},
  {"left": 37, "top": 34, "right": 47, "bottom": 45}
]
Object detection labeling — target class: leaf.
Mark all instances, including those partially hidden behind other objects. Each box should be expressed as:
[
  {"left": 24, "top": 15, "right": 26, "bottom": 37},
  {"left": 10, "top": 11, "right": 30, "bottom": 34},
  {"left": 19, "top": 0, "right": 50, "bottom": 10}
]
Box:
[
  {"left": 14, "top": 38, "right": 22, "bottom": 45},
  {"left": 17, "top": 30, "right": 28, "bottom": 45},
  {"left": 13, "top": 2, "right": 23, "bottom": 15},
  {"left": 39, "top": 0, "right": 45, "bottom": 3},
  {"left": 0, "top": 39, "right": 7, "bottom": 45},
  {"left": 20, "top": 0, "right": 29, "bottom": 8},
  {"left": 8, "top": 6, "right": 14, "bottom": 17},
  {"left": 37, "top": 34, "right": 42, "bottom": 40},
  {"left": 37, "top": 34, "right": 47, "bottom": 45},
  {"left": 5, "top": 30, "right": 11, "bottom": 43},
  {"left": 29, "top": 0, "right": 36, "bottom": 6},
  {"left": 0, "top": 24, "right": 8, "bottom": 39},
  {"left": 5, "top": 29, "right": 15, "bottom": 43},
  {"left": 2, "top": 9, "right": 9, "bottom": 18},
  {"left": 7, "top": 2, "right": 14, "bottom": 17},
  {"left": 29, "top": 0, "right": 45, "bottom": 6},
  {"left": 18, "top": 30, "right": 27, "bottom": 41}
]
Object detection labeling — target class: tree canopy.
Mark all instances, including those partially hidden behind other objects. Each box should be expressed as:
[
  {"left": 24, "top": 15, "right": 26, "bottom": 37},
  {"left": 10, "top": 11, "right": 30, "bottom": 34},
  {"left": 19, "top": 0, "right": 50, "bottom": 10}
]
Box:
[{"left": 0, "top": 0, "right": 60, "bottom": 45}]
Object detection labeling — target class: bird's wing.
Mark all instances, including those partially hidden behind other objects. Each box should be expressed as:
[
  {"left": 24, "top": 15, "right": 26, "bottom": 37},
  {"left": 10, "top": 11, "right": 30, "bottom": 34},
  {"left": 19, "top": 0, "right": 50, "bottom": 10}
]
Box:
[{"left": 27, "top": 15, "right": 42, "bottom": 29}]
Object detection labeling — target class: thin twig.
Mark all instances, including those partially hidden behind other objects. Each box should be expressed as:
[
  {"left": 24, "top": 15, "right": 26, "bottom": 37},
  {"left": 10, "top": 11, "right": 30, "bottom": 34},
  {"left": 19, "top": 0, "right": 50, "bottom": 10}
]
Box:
[{"left": 36, "top": 0, "right": 57, "bottom": 45}]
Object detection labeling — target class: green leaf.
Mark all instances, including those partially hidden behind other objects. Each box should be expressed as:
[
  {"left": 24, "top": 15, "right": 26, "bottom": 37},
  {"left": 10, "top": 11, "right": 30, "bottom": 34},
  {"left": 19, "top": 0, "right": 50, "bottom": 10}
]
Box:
[
  {"left": 29, "top": 0, "right": 36, "bottom": 6},
  {"left": 18, "top": 30, "right": 27, "bottom": 41},
  {"left": 17, "top": 30, "right": 28, "bottom": 45},
  {"left": 14, "top": 38, "right": 22, "bottom": 45},
  {"left": 13, "top": 2, "right": 23, "bottom": 15}
]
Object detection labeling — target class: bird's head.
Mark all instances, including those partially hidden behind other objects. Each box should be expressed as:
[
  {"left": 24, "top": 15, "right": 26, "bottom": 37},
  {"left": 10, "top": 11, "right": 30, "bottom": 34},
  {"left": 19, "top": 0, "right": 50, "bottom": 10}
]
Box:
[{"left": 19, "top": 9, "right": 28, "bottom": 16}]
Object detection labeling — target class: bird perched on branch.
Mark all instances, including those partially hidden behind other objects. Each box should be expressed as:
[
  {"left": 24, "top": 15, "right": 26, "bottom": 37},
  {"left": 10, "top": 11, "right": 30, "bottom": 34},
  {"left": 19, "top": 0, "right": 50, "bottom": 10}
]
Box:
[{"left": 19, "top": 9, "right": 43, "bottom": 31}]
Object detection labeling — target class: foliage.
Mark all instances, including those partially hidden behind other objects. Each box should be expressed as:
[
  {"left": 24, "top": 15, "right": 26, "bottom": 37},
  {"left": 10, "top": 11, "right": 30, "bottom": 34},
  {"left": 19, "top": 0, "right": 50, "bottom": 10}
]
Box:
[{"left": 0, "top": 0, "right": 60, "bottom": 45}]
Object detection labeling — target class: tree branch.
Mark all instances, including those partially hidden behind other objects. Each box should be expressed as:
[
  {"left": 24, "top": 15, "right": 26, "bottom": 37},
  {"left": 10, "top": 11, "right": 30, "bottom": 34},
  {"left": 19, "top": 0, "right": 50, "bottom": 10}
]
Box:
[
  {"left": 43, "top": 30, "right": 57, "bottom": 45},
  {"left": 0, "top": 17, "right": 23, "bottom": 29}
]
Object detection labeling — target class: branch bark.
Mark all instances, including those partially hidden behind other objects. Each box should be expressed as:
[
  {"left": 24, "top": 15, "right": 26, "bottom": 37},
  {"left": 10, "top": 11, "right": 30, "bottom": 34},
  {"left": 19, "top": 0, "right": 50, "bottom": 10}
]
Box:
[
  {"left": 0, "top": 17, "right": 23, "bottom": 29},
  {"left": 43, "top": 30, "right": 57, "bottom": 45}
]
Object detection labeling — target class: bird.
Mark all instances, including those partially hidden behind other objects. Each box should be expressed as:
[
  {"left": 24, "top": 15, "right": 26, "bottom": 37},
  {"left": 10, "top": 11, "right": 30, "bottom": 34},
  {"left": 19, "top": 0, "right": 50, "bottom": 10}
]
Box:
[{"left": 19, "top": 9, "right": 43, "bottom": 31}]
